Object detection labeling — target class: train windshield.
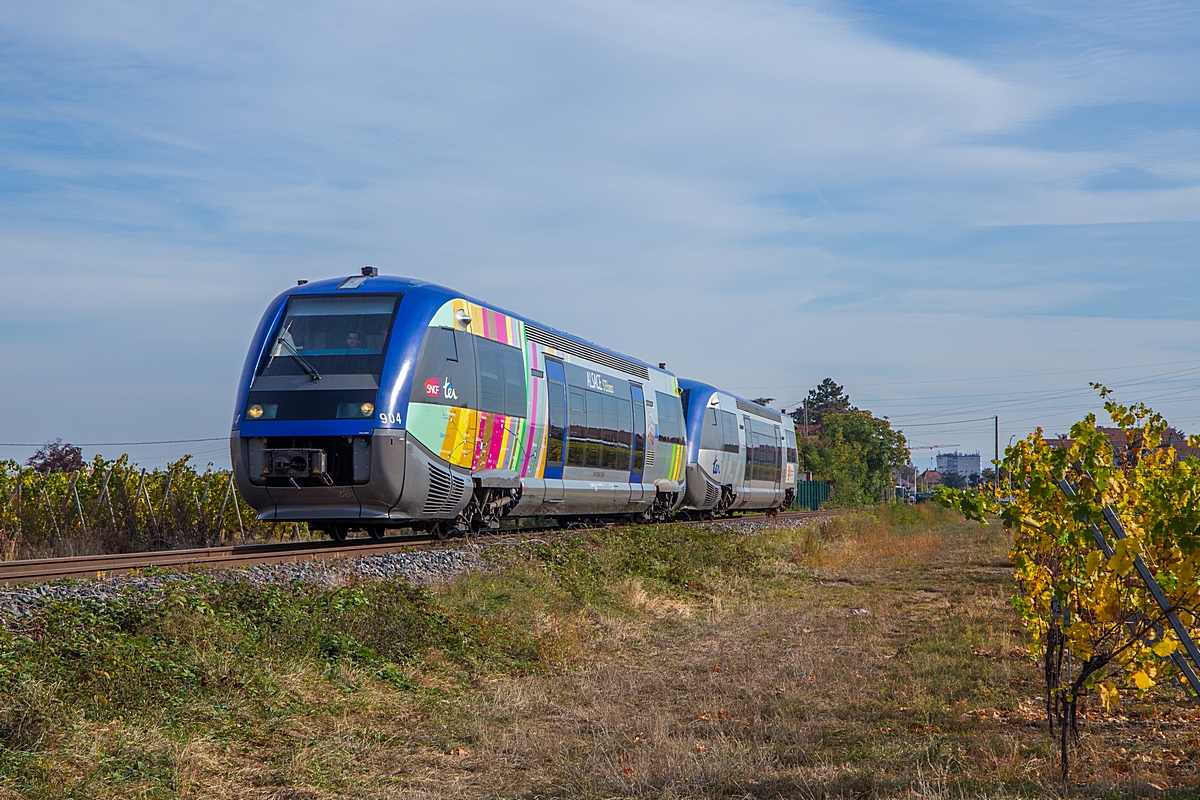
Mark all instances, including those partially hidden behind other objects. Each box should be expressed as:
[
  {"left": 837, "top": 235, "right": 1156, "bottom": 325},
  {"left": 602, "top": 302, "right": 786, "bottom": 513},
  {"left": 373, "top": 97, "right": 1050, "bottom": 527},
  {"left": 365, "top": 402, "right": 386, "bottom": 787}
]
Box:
[{"left": 258, "top": 295, "right": 400, "bottom": 378}]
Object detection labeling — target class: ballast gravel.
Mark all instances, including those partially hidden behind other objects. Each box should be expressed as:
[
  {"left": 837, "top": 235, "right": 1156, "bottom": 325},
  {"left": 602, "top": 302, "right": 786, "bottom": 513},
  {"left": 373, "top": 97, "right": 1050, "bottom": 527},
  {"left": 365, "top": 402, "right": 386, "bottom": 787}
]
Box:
[{"left": 0, "top": 546, "right": 486, "bottom": 623}]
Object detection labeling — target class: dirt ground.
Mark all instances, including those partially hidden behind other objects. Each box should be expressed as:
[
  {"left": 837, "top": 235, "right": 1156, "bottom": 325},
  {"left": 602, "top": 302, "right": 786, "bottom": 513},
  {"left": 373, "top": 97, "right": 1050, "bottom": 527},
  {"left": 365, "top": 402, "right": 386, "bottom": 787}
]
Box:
[{"left": 180, "top": 513, "right": 1200, "bottom": 799}]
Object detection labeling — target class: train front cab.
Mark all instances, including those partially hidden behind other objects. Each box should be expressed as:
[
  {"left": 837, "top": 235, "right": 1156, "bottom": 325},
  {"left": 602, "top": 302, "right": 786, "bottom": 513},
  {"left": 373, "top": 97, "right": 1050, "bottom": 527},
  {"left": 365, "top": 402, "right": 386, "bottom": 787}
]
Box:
[{"left": 679, "top": 381, "right": 799, "bottom": 514}]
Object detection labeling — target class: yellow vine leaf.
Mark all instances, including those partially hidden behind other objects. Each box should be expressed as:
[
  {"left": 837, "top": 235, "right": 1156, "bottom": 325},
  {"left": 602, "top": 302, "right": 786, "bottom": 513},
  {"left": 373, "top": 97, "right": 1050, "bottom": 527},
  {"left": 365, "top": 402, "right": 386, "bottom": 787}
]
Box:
[
  {"left": 1085, "top": 550, "right": 1104, "bottom": 577},
  {"left": 1152, "top": 639, "right": 1178, "bottom": 658},
  {"left": 1098, "top": 680, "right": 1119, "bottom": 712},
  {"left": 1108, "top": 540, "right": 1136, "bottom": 577},
  {"left": 1132, "top": 670, "right": 1154, "bottom": 691}
]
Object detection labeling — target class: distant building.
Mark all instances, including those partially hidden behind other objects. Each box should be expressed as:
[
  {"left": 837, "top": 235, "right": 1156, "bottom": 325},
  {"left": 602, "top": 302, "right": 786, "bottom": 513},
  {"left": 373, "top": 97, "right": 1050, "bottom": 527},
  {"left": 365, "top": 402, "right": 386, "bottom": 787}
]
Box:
[
  {"left": 1048, "top": 427, "right": 1200, "bottom": 461},
  {"left": 937, "top": 452, "right": 981, "bottom": 478},
  {"left": 920, "top": 470, "right": 942, "bottom": 487},
  {"left": 892, "top": 465, "right": 919, "bottom": 490}
]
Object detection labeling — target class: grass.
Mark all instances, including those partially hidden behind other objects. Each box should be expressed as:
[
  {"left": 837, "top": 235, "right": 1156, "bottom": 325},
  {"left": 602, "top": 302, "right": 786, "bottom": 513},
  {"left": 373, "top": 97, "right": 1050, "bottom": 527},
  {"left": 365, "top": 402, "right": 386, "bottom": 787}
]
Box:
[{"left": 1, "top": 505, "right": 1198, "bottom": 798}]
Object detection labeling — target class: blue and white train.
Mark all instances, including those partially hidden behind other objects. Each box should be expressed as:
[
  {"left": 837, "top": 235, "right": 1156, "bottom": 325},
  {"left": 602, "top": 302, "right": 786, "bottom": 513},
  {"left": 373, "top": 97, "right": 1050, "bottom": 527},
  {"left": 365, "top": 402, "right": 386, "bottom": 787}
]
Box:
[{"left": 231, "top": 269, "right": 798, "bottom": 538}]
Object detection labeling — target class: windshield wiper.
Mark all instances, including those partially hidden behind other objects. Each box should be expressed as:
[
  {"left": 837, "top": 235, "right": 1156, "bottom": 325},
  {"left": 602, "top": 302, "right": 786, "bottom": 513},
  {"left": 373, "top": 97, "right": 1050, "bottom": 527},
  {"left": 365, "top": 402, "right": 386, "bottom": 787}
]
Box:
[{"left": 266, "top": 322, "right": 322, "bottom": 381}]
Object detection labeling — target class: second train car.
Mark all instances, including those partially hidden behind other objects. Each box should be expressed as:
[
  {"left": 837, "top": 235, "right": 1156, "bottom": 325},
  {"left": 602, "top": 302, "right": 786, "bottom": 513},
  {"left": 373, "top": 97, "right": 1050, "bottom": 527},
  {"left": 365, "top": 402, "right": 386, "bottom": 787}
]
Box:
[{"left": 679, "top": 380, "right": 798, "bottom": 516}]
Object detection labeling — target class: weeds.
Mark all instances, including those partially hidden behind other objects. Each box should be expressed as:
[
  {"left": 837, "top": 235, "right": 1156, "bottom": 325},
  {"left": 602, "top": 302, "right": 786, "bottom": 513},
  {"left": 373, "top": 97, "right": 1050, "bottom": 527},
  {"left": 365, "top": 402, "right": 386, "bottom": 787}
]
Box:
[{"left": 0, "top": 507, "right": 1194, "bottom": 798}]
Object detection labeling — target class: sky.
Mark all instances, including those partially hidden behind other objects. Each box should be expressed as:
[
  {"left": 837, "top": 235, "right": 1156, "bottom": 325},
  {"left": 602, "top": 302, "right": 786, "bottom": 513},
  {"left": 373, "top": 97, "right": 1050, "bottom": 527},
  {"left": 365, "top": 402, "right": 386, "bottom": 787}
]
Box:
[{"left": 1, "top": 0, "right": 1198, "bottom": 471}]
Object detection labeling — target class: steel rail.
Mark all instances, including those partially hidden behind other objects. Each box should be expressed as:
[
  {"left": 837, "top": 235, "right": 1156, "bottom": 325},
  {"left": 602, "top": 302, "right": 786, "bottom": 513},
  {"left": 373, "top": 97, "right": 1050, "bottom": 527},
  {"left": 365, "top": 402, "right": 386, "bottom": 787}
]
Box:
[{"left": 0, "top": 508, "right": 839, "bottom": 586}]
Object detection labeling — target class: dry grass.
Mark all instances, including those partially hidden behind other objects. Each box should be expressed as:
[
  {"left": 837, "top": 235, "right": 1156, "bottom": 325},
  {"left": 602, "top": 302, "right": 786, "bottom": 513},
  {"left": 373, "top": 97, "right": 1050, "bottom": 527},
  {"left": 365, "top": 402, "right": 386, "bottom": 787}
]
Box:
[
  {"left": 443, "top": 507, "right": 1200, "bottom": 798},
  {"left": 5, "top": 506, "right": 1200, "bottom": 798}
]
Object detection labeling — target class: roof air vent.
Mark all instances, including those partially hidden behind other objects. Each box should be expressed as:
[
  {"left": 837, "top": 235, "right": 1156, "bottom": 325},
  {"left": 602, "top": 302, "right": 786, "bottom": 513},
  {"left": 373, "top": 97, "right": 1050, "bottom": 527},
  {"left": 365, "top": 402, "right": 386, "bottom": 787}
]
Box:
[{"left": 361, "top": 266, "right": 379, "bottom": 277}]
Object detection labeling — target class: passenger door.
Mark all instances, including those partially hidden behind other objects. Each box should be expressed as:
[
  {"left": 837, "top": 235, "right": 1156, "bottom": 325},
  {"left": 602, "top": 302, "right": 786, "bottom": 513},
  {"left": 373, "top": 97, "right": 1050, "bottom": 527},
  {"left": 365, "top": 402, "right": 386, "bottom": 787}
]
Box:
[
  {"left": 629, "top": 384, "right": 647, "bottom": 502},
  {"left": 542, "top": 359, "right": 567, "bottom": 501}
]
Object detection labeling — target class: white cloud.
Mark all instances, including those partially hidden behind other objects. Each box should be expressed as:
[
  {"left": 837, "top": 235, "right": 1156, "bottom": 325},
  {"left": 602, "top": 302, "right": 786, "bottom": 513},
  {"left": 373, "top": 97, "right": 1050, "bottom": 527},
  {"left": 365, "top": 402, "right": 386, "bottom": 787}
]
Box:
[{"left": 0, "top": 0, "right": 1197, "bottom": 465}]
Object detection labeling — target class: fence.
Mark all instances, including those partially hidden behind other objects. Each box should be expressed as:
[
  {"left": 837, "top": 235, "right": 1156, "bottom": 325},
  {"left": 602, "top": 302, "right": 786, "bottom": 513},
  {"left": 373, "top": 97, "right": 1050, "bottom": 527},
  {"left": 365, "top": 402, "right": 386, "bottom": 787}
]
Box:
[
  {"left": 0, "top": 455, "right": 302, "bottom": 560},
  {"left": 794, "top": 480, "right": 831, "bottom": 511}
]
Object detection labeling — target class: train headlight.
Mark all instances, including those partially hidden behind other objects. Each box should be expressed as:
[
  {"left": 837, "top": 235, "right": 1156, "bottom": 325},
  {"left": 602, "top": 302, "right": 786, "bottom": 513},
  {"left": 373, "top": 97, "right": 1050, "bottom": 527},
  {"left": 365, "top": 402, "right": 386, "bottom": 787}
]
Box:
[
  {"left": 361, "top": 402, "right": 375, "bottom": 417},
  {"left": 247, "top": 404, "right": 265, "bottom": 420}
]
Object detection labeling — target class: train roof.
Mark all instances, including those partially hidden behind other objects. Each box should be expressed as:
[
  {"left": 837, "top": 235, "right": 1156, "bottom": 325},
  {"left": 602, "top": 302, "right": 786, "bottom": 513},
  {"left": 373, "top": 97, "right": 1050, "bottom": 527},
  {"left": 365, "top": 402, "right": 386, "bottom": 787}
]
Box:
[
  {"left": 282, "top": 273, "right": 663, "bottom": 377},
  {"left": 678, "top": 379, "right": 790, "bottom": 422}
]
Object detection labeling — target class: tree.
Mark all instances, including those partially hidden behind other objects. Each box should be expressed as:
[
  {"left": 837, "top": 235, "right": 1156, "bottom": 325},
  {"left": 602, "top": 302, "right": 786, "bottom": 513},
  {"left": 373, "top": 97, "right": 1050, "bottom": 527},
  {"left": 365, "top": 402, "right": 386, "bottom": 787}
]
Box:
[
  {"left": 750, "top": 397, "right": 775, "bottom": 407},
  {"left": 790, "top": 378, "right": 855, "bottom": 428},
  {"left": 26, "top": 439, "right": 84, "bottom": 474},
  {"left": 941, "top": 471, "right": 967, "bottom": 490},
  {"left": 801, "top": 410, "right": 909, "bottom": 506},
  {"left": 938, "top": 387, "right": 1200, "bottom": 785}
]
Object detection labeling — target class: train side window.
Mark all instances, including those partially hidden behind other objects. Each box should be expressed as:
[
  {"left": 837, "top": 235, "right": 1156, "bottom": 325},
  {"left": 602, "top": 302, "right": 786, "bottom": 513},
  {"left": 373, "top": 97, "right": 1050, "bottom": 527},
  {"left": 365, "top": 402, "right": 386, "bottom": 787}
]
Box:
[
  {"left": 500, "top": 345, "right": 527, "bottom": 417},
  {"left": 442, "top": 328, "right": 458, "bottom": 362},
  {"left": 476, "top": 340, "right": 505, "bottom": 414},
  {"left": 785, "top": 429, "right": 798, "bottom": 464},
  {"left": 700, "top": 407, "right": 722, "bottom": 450},
  {"left": 721, "top": 411, "right": 739, "bottom": 453},
  {"left": 601, "top": 393, "right": 619, "bottom": 469},
  {"left": 567, "top": 387, "right": 587, "bottom": 467},
  {"left": 655, "top": 391, "right": 685, "bottom": 445},
  {"left": 475, "top": 338, "right": 526, "bottom": 417},
  {"left": 583, "top": 389, "right": 603, "bottom": 468},
  {"left": 616, "top": 396, "right": 633, "bottom": 470}
]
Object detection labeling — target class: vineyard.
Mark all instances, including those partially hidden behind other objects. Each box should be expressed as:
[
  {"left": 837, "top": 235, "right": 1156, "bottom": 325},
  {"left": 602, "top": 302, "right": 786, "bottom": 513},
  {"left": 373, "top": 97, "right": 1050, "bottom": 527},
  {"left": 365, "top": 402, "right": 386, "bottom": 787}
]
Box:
[
  {"left": 939, "top": 385, "right": 1200, "bottom": 784},
  {"left": 0, "top": 455, "right": 304, "bottom": 561}
]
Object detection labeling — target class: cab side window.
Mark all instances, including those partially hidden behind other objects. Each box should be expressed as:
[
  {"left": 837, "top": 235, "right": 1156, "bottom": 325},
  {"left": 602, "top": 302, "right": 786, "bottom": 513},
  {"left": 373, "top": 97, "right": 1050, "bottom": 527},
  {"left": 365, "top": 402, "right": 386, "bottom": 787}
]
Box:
[
  {"left": 699, "top": 407, "right": 723, "bottom": 450},
  {"left": 412, "top": 327, "right": 475, "bottom": 408},
  {"left": 720, "top": 410, "right": 740, "bottom": 453}
]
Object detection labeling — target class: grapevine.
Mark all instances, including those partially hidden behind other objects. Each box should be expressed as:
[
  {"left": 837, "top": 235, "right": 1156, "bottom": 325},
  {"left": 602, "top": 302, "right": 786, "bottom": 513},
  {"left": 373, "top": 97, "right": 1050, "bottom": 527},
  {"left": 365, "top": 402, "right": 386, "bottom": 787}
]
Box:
[{"left": 938, "top": 385, "right": 1200, "bottom": 784}]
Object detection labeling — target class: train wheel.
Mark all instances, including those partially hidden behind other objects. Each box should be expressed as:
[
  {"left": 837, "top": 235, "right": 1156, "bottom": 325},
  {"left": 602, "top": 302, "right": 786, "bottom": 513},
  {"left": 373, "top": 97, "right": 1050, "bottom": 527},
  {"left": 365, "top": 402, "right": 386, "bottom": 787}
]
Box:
[
  {"left": 433, "top": 522, "right": 450, "bottom": 540},
  {"left": 328, "top": 524, "right": 348, "bottom": 542},
  {"left": 367, "top": 525, "right": 385, "bottom": 540}
]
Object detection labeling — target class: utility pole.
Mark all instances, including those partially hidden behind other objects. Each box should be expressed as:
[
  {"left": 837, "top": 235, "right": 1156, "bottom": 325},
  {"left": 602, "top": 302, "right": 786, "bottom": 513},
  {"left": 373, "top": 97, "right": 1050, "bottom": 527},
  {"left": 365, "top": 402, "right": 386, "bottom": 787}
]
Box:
[
  {"left": 803, "top": 398, "right": 808, "bottom": 435},
  {"left": 994, "top": 415, "right": 999, "bottom": 490}
]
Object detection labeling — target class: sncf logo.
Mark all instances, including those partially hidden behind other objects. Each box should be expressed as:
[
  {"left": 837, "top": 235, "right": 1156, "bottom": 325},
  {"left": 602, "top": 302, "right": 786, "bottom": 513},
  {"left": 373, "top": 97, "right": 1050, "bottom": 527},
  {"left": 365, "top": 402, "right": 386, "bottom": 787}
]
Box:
[{"left": 424, "top": 377, "right": 459, "bottom": 400}]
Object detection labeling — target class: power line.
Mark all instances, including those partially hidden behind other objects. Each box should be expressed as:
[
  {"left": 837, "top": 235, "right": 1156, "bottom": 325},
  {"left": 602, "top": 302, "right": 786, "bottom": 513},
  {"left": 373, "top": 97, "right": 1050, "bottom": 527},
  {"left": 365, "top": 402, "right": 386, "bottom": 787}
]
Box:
[
  {"left": 894, "top": 416, "right": 997, "bottom": 428},
  {"left": 728, "top": 357, "right": 1200, "bottom": 392}
]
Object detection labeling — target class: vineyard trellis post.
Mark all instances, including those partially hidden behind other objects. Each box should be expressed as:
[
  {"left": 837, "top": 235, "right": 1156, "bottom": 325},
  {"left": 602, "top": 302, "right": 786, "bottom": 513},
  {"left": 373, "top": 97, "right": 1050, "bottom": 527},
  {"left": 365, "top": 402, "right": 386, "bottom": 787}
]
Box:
[
  {"left": 86, "top": 467, "right": 112, "bottom": 528},
  {"left": 71, "top": 478, "right": 86, "bottom": 533},
  {"left": 232, "top": 477, "right": 245, "bottom": 538},
  {"left": 1059, "top": 479, "right": 1200, "bottom": 701},
  {"left": 59, "top": 472, "right": 79, "bottom": 532},
  {"left": 214, "top": 474, "right": 233, "bottom": 543},
  {"left": 198, "top": 473, "right": 212, "bottom": 540},
  {"left": 137, "top": 469, "right": 158, "bottom": 535},
  {"left": 39, "top": 483, "right": 61, "bottom": 540},
  {"left": 158, "top": 470, "right": 174, "bottom": 534},
  {"left": 8, "top": 478, "right": 21, "bottom": 538}
]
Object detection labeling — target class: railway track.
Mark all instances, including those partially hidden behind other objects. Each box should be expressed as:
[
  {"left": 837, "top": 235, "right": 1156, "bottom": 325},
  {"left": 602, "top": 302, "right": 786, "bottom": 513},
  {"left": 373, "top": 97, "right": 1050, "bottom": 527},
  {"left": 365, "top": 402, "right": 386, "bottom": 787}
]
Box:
[{"left": 0, "top": 509, "right": 839, "bottom": 586}]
